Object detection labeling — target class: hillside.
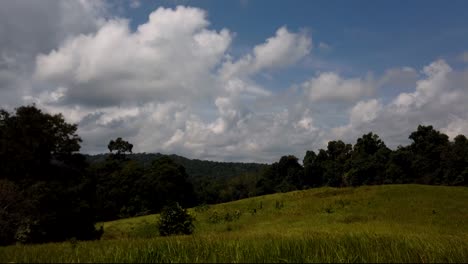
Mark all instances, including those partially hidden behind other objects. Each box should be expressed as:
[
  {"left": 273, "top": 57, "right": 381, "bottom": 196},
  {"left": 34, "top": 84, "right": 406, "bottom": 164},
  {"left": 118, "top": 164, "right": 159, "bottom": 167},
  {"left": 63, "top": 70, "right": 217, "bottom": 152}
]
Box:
[
  {"left": 85, "top": 153, "right": 267, "bottom": 179},
  {"left": 101, "top": 184, "right": 468, "bottom": 239},
  {"left": 2, "top": 184, "right": 467, "bottom": 263}
]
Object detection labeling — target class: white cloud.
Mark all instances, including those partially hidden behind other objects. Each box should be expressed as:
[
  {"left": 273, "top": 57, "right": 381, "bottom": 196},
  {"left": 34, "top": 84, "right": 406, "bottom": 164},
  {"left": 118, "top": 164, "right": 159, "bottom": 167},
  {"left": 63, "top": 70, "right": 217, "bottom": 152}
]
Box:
[
  {"left": 220, "top": 26, "right": 311, "bottom": 79},
  {"left": 0, "top": 0, "right": 108, "bottom": 107},
  {"left": 391, "top": 60, "right": 452, "bottom": 109},
  {"left": 35, "top": 6, "right": 232, "bottom": 107},
  {"left": 443, "top": 116, "right": 468, "bottom": 139},
  {"left": 302, "top": 72, "right": 375, "bottom": 102},
  {"left": 349, "top": 99, "right": 383, "bottom": 125},
  {"left": 330, "top": 60, "right": 468, "bottom": 147},
  {"left": 22, "top": 5, "right": 319, "bottom": 163},
  {"left": 68, "top": 98, "right": 322, "bottom": 163}
]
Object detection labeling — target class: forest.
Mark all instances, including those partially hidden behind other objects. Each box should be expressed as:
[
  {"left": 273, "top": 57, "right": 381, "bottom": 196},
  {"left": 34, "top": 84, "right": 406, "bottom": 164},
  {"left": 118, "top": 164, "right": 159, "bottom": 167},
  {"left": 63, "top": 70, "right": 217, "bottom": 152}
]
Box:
[{"left": 0, "top": 104, "right": 467, "bottom": 246}]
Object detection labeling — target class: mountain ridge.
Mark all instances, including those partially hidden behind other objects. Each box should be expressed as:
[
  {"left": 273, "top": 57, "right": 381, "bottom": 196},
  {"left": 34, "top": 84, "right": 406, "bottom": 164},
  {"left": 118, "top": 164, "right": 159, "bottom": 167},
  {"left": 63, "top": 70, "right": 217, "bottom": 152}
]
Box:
[{"left": 85, "top": 152, "right": 268, "bottom": 179}]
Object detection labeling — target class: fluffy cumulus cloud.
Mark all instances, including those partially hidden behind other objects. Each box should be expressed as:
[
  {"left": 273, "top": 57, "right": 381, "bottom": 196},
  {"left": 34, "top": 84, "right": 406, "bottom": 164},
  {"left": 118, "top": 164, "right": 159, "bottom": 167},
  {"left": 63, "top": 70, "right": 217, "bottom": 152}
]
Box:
[
  {"left": 124, "top": 100, "right": 323, "bottom": 162},
  {"left": 302, "top": 72, "right": 375, "bottom": 102},
  {"left": 21, "top": 4, "right": 320, "bottom": 162},
  {"left": 35, "top": 6, "right": 232, "bottom": 106},
  {"left": 0, "top": 0, "right": 108, "bottom": 107},
  {"left": 220, "top": 26, "right": 311, "bottom": 79},
  {"left": 332, "top": 60, "right": 468, "bottom": 147},
  {"left": 1, "top": 2, "right": 467, "bottom": 163}
]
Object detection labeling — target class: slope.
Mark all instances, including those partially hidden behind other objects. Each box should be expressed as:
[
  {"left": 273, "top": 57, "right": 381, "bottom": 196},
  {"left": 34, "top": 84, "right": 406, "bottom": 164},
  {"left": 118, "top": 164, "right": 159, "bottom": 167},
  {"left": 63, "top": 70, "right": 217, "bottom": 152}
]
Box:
[{"left": 2, "top": 184, "right": 467, "bottom": 263}]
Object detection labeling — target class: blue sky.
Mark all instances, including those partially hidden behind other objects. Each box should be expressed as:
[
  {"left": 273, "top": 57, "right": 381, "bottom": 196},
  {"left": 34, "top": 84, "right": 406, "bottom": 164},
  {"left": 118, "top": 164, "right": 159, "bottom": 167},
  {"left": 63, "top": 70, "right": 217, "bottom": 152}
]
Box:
[
  {"left": 125, "top": 0, "right": 468, "bottom": 72},
  {"left": 0, "top": 0, "right": 467, "bottom": 162},
  {"left": 121, "top": 0, "right": 468, "bottom": 104}
]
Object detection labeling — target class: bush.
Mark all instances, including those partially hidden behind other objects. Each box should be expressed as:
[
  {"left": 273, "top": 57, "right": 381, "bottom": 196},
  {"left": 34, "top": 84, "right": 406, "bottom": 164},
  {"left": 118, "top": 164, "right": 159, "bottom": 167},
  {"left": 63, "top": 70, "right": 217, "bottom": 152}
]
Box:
[
  {"left": 158, "top": 203, "right": 194, "bottom": 236},
  {"left": 208, "top": 211, "right": 222, "bottom": 224}
]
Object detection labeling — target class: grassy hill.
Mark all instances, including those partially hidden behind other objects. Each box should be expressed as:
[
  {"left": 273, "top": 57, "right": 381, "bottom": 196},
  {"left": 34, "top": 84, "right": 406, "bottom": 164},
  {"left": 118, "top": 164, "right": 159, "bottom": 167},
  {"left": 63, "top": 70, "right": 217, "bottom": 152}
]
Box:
[{"left": 1, "top": 184, "right": 467, "bottom": 263}]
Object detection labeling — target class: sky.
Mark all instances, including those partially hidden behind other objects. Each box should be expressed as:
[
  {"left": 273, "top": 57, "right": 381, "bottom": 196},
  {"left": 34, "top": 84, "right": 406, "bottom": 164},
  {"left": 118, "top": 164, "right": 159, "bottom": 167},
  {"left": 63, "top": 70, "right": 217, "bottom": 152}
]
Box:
[{"left": 0, "top": 0, "right": 467, "bottom": 163}]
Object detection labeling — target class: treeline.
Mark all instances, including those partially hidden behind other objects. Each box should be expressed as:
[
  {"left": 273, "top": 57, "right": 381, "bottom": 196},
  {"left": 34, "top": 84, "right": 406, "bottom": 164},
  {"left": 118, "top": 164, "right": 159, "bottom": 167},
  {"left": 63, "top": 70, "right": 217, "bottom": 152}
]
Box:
[
  {"left": 90, "top": 152, "right": 266, "bottom": 221},
  {"left": 255, "top": 128, "right": 467, "bottom": 196},
  {"left": 1, "top": 105, "right": 467, "bottom": 246},
  {"left": 86, "top": 153, "right": 266, "bottom": 180},
  {"left": 92, "top": 155, "right": 196, "bottom": 221},
  {"left": 196, "top": 127, "right": 467, "bottom": 202}
]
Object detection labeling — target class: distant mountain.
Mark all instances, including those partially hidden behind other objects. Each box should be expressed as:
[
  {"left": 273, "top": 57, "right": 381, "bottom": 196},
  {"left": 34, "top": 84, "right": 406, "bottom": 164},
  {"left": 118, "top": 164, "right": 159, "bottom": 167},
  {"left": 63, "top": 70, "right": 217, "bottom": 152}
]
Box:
[{"left": 85, "top": 153, "right": 268, "bottom": 179}]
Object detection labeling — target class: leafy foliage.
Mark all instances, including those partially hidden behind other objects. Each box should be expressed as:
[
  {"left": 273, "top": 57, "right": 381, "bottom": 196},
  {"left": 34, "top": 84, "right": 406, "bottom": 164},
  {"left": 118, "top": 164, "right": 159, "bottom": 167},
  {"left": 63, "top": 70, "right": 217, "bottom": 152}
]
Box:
[
  {"left": 0, "top": 105, "right": 101, "bottom": 245},
  {"left": 345, "top": 133, "right": 390, "bottom": 186},
  {"left": 158, "top": 203, "right": 194, "bottom": 236},
  {"left": 256, "top": 155, "right": 304, "bottom": 195},
  {"left": 108, "top": 137, "right": 133, "bottom": 161},
  {"left": 255, "top": 126, "right": 467, "bottom": 195}
]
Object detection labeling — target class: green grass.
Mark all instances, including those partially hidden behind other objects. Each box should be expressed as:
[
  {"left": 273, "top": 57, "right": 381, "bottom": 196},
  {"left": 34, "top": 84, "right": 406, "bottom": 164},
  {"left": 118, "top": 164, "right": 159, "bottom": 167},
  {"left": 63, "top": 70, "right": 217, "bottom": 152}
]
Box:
[{"left": 1, "top": 184, "right": 467, "bottom": 263}]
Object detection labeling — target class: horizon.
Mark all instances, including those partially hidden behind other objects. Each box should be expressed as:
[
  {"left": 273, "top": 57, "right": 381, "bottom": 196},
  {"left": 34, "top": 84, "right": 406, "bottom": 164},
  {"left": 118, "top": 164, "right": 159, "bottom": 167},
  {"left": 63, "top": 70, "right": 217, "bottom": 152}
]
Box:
[{"left": 1, "top": 0, "right": 467, "bottom": 163}]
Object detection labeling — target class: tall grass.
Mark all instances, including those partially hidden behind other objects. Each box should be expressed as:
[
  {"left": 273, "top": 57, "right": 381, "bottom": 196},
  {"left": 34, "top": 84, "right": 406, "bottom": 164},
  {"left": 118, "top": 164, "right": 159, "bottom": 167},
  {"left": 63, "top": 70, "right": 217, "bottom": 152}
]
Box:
[
  {"left": 1, "top": 184, "right": 467, "bottom": 263},
  {"left": 1, "top": 232, "right": 466, "bottom": 263}
]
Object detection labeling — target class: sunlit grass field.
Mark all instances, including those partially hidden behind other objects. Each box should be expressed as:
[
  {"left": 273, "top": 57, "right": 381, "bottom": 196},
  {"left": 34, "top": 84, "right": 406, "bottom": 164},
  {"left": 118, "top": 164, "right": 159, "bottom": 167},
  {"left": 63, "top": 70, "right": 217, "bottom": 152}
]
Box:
[{"left": 1, "top": 184, "right": 467, "bottom": 263}]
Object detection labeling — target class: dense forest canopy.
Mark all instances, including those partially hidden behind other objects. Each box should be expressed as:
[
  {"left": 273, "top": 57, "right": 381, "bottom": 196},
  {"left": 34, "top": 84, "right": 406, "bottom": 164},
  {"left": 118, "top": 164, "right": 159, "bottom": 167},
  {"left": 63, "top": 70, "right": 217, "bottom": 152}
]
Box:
[
  {"left": 0, "top": 105, "right": 467, "bottom": 245},
  {"left": 85, "top": 153, "right": 267, "bottom": 179}
]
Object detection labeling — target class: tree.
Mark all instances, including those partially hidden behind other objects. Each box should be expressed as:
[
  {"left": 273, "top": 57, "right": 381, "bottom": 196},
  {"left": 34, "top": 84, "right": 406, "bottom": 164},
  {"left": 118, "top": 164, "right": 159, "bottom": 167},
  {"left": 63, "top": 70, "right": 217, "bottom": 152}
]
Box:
[
  {"left": 441, "top": 134, "right": 468, "bottom": 185},
  {"left": 302, "top": 150, "right": 324, "bottom": 187},
  {"left": 158, "top": 202, "right": 194, "bottom": 236},
  {"left": 0, "top": 179, "right": 27, "bottom": 245},
  {"left": 256, "top": 155, "right": 303, "bottom": 195},
  {"left": 277, "top": 155, "right": 303, "bottom": 191},
  {"left": 346, "top": 133, "right": 390, "bottom": 186},
  {"left": 0, "top": 105, "right": 81, "bottom": 182},
  {"left": 322, "top": 141, "right": 352, "bottom": 187},
  {"left": 108, "top": 137, "right": 133, "bottom": 156},
  {"left": 137, "top": 156, "right": 196, "bottom": 213},
  {"left": 409, "top": 125, "right": 449, "bottom": 184},
  {"left": 94, "top": 159, "right": 145, "bottom": 220},
  {"left": 384, "top": 146, "right": 413, "bottom": 184},
  {"left": 0, "top": 105, "right": 100, "bottom": 244}
]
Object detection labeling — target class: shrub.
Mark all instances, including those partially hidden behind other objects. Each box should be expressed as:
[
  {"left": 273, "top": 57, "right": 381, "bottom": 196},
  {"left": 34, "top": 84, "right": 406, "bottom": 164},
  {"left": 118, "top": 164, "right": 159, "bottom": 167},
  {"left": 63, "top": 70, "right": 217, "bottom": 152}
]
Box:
[
  {"left": 208, "top": 211, "right": 222, "bottom": 224},
  {"left": 158, "top": 203, "right": 194, "bottom": 236}
]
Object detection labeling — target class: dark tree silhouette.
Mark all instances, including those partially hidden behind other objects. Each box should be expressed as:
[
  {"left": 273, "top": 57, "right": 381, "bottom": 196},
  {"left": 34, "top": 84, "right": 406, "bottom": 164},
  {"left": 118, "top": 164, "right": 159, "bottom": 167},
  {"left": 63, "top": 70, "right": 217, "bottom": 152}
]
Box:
[{"left": 0, "top": 105, "right": 100, "bottom": 245}]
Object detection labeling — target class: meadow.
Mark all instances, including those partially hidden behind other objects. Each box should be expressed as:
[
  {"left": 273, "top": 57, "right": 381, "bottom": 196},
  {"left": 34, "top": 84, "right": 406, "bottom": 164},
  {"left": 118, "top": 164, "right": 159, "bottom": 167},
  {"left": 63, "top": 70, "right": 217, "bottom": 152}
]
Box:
[{"left": 1, "top": 184, "right": 467, "bottom": 263}]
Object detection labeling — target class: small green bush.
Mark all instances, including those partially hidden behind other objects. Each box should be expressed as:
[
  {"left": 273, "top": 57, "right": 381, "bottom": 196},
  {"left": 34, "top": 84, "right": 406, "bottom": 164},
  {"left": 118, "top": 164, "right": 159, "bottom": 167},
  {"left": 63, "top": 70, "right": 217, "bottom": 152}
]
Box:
[
  {"left": 208, "top": 211, "right": 222, "bottom": 224},
  {"left": 157, "top": 203, "right": 194, "bottom": 236}
]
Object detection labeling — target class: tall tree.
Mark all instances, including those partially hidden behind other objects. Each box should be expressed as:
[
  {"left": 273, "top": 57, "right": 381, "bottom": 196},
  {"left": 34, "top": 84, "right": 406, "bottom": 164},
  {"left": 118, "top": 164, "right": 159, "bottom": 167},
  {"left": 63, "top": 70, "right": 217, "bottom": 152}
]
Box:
[
  {"left": 0, "top": 105, "right": 100, "bottom": 244},
  {"left": 384, "top": 146, "right": 413, "bottom": 184},
  {"left": 409, "top": 125, "right": 449, "bottom": 184},
  {"left": 346, "top": 133, "right": 390, "bottom": 186},
  {"left": 0, "top": 105, "right": 81, "bottom": 182},
  {"left": 256, "top": 155, "right": 303, "bottom": 194},
  {"left": 441, "top": 134, "right": 468, "bottom": 185},
  {"left": 302, "top": 150, "right": 324, "bottom": 187},
  {"left": 323, "top": 140, "right": 352, "bottom": 187},
  {"left": 136, "top": 156, "right": 196, "bottom": 213}
]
